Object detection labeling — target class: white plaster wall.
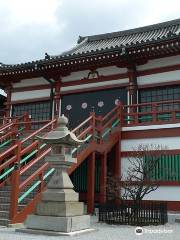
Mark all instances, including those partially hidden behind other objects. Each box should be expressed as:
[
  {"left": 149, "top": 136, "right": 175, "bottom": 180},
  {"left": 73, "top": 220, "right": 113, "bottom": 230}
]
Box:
[
  {"left": 97, "top": 66, "right": 127, "bottom": 75},
  {"left": 61, "top": 78, "right": 129, "bottom": 92},
  {"left": 121, "top": 157, "right": 135, "bottom": 179},
  {"left": 12, "top": 89, "right": 50, "bottom": 101},
  {"left": 121, "top": 137, "right": 180, "bottom": 152},
  {"left": 143, "top": 187, "right": 180, "bottom": 201},
  {"left": 61, "top": 70, "right": 90, "bottom": 82},
  {"left": 137, "top": 69, "right": 180, "bottom": 85},
  {"left": 137, "top": 55, "right": 180, "bottom": 71},
  {"left": 13, "top": 77, "right": 48, "bottom": 88},
  {"left": 61, "top": 66, "right": 127, "bottom": 82}
]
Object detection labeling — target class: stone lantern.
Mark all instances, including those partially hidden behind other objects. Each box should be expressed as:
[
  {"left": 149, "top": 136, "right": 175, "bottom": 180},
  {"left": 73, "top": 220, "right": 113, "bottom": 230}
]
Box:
[{"left": 22, "top": 115, "right": 92, "bottom": 235}]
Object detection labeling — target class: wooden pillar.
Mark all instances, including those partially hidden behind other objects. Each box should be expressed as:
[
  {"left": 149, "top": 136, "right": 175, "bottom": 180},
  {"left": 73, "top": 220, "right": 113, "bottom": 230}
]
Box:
[
  {"left": 114, "top": 141, "right": 121, "bottom": 177},
  {"left": 99, "top": 152, "right": 107, "bottom": 204},
  {"left": 10, "top": 140, "right": 21, "bottom": 221},
  {"left": 87, "top": 152, "right": 95, "bottom": 214},
  {"left": 4, "top": 85, "right": 12, "bottom": 118},
  {"left": 127, "top": 65, "right": 137, "bottom": 107},
  {"left": 54, "top": 80, "right": 61, "bottom": 118}
]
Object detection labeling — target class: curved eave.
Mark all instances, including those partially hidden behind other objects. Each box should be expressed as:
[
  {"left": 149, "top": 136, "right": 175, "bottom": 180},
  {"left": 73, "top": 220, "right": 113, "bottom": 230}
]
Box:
[{"left": 0, "top": 36, "right": 180, "bottom": 80}]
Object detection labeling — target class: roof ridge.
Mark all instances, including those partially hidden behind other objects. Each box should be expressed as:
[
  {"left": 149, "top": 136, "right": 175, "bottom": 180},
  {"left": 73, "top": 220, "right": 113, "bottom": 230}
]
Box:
[
  {"left": 79, "top": 18, "right": 180, "bottom": 42},
  {"left": 49, "top": 37, "right": 88, "bottom": 58}
]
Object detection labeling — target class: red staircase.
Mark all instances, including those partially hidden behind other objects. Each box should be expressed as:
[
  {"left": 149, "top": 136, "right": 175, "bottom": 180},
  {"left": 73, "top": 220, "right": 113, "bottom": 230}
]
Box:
[{"left": 0, "top": 104, "right": 122, "bottom": 225}]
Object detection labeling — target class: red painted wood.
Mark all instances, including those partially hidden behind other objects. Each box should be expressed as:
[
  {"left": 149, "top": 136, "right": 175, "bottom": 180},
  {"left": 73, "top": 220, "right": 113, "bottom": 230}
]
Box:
[
  {"left": 87, "top": 152, "right": 95, "bottom": 214},
  {"left": 9, "top": 140, "right": 21, "bottom": 221},
  {"left": 99, "top": 152, "right": 107, "bottom": 204}
]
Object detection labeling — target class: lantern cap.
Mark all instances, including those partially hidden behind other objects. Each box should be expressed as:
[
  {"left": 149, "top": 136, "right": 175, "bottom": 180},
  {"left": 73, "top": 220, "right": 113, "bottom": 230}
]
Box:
[{"left": 36, "top": 115, "right": 85, "bottom": 146}]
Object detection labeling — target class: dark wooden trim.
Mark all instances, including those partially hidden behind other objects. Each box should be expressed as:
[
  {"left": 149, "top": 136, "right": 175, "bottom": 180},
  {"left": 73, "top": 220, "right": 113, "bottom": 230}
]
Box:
[
  {"left": 11, "top": 97, "right": 50, "bottom": 105},
  {"left": 122, "top": 127, "right": 180, "bottom": 139}
]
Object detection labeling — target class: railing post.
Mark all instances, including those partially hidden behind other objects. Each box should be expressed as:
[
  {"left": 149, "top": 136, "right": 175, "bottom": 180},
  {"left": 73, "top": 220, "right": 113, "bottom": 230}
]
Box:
[
  {"left": 97, "top": 116, "right": 103, "bottom": 144},
  {"left": 90, "top": 112, "right": 96, "bottom": 143},
  {"left": 12, "top": 118, "right": 19, "bottom": 140},
  {"left": 118, "top": 102, "right": 124, "bottom": 127},
  {"left": 10, "top": 140, "right": 21, "bottom": 222},
  {"left": 39, "top": 171, "right": 45, "bottom": 192},
  {"left": 24, "top": 112, "right": 31, "bottom": 131}
]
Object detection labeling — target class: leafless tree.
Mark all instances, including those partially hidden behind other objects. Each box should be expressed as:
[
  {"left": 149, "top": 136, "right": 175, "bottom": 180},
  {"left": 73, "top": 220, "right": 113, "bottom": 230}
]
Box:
[{"left": 107, "top": 144, "right": 168, "bottom": 203}]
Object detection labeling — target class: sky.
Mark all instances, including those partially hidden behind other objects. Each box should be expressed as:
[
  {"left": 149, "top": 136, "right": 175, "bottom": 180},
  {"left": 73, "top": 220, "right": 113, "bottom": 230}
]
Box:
[{"left": 0, "top": 0, "right": 180, "bottom": 65}]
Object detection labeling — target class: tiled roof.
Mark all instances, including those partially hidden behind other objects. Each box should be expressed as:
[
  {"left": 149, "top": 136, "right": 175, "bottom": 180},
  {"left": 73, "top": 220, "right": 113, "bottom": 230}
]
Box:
[
  {"left": 0, "top": 18, "right": 180, "bottom": 75},
  {"left": 49, "top": 18, "right": 180, "bottom": 59}
]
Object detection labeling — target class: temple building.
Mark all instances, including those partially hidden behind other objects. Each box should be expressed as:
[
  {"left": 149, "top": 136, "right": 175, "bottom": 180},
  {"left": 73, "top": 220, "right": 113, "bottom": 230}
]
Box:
[{"left": 0, "top": 18, "right": 180, "bottom": 225}]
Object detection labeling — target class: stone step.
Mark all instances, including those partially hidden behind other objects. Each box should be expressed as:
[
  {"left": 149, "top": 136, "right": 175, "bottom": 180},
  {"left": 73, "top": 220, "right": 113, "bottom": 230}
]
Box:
[
  {"left": 175, "top": 218, "right": 180, "bottom": 223},
  {"left": 0, "top": 196, "right": 32, "bottom": 204},
  {"left": 0, "top": 186, "right": 11, "bottom": 191},
  {"left": 0, "top": 203, "right": 26, "bottom": 211},
  {"left": 0, "top": 218, "right": 10, "bottom": 226},
  {"left": 0, "top": 211, "right": 9, "bottom": 219}
]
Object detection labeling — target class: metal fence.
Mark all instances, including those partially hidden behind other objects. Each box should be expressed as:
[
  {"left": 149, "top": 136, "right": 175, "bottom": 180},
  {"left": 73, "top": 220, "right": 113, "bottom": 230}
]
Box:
[{"left": 99, "top": 201, "right": 168, "bottom": 226}]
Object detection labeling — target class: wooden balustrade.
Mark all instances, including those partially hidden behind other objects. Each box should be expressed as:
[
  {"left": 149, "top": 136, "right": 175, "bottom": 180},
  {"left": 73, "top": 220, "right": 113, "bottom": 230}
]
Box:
[{"left": 123, "top": 99, "right": 180, "bottom": 126}]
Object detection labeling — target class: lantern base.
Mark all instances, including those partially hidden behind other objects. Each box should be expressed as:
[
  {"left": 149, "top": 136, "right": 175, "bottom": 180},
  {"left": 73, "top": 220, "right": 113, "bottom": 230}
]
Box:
[
  {"left": 23, "top": 214, "right": 91, "bottom": 233},
  {"left": 16, "top": 227, "right": 96, "bottom": 236}
]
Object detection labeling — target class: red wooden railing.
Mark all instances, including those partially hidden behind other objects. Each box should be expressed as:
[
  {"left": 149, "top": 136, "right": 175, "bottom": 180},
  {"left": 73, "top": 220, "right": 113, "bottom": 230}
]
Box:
[
  {"left": 1, "top": 99, "right": 180, "bottom": 223},
  {"left": 123, "top": 99, "right": 180, "bottom": 126},
  {"left": 0, "top": 113, "right": 30, "bottom": 146},
  {"left": 9, "top": 105, "right": 124, "bottom": 223}
]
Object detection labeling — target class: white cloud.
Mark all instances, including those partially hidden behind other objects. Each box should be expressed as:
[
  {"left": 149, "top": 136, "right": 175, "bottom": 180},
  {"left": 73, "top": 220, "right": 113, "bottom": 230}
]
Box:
[
  {"left": 0, "top": 0, "right": 179, "bottom": 63},
  {"left": 0, "top": 0, "right": 62, "bottom": 28}
]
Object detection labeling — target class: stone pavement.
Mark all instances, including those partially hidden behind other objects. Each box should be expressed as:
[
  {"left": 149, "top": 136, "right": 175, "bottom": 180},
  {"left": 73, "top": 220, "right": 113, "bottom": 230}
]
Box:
[{"left": 0, "top": 217, "right": 179, "bottom": 240}]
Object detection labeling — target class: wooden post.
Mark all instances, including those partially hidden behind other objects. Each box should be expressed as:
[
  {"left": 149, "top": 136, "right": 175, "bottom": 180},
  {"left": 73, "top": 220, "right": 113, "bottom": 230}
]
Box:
[
  {"left": 4, "top": 85, "right": 12, "bottom": 118},
  {"left": 97, "top": 115, "right": 103, "bottom": 144},
  {"left": 24, "top": 112, "right": 31, "bottom": 131},
  {"left": 99, "top": 152, "right": 107, "bottom": 204},
  {"left": 10, "top": 140, "right": 21, "bottom": 222},
  {"left": 90, "top": 112, "right": 95, "bottom": 143},
  {"left": 87, "top": 152, "right": 95, "bottom": 214},
  {"left": 54, "top": 80, "right": 61, "bottom": 118}
]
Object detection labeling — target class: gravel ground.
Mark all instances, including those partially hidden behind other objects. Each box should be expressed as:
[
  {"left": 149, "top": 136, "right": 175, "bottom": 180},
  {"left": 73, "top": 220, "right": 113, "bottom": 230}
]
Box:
[{"left": 0, "top": 217, "right": 179, "bottom": 240}]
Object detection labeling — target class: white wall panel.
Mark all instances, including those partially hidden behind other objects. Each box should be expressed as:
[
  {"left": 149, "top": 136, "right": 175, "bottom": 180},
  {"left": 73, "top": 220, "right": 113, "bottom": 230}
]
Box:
[
  {"left": 13, "top": 77, "right": 48, "bottom": 88},
  {"left": 137, "top": 55, "right": 180, "bottom": 71},
  {"left": 121, "top": 137, "right": 180, "bottom": 151},
  {"left": 61, "top": 66, "right": 127, "bottom": 83},
  {"left": 12, "top": 89, "right": 50, "bottom": 101},
  {"left": 97, "top": 66, "right": 127, "bottom": 75},
  {"left": 143, "top": 187, "right": 180, "bottom": 201},
  {"left": 61, "top": 70, "right": 90, "bottom": 82},
  {"left": 137, "top": 70, "right": 180, "bottom": 85},
  {"left": 61, "top": 78, "right": 129, "bottom": 92}
]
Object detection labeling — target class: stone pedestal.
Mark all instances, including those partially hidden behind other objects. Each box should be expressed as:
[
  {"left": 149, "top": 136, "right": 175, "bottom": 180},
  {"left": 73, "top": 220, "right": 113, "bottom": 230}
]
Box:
[{"left": 24, "top": 157, "right": 91, "bottom": 234}]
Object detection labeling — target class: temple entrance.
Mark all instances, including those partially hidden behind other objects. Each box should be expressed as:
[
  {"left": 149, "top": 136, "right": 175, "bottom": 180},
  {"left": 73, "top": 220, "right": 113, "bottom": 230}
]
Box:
[{"left": 61, "top": 87, "right": 127, "bottom": 128}]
